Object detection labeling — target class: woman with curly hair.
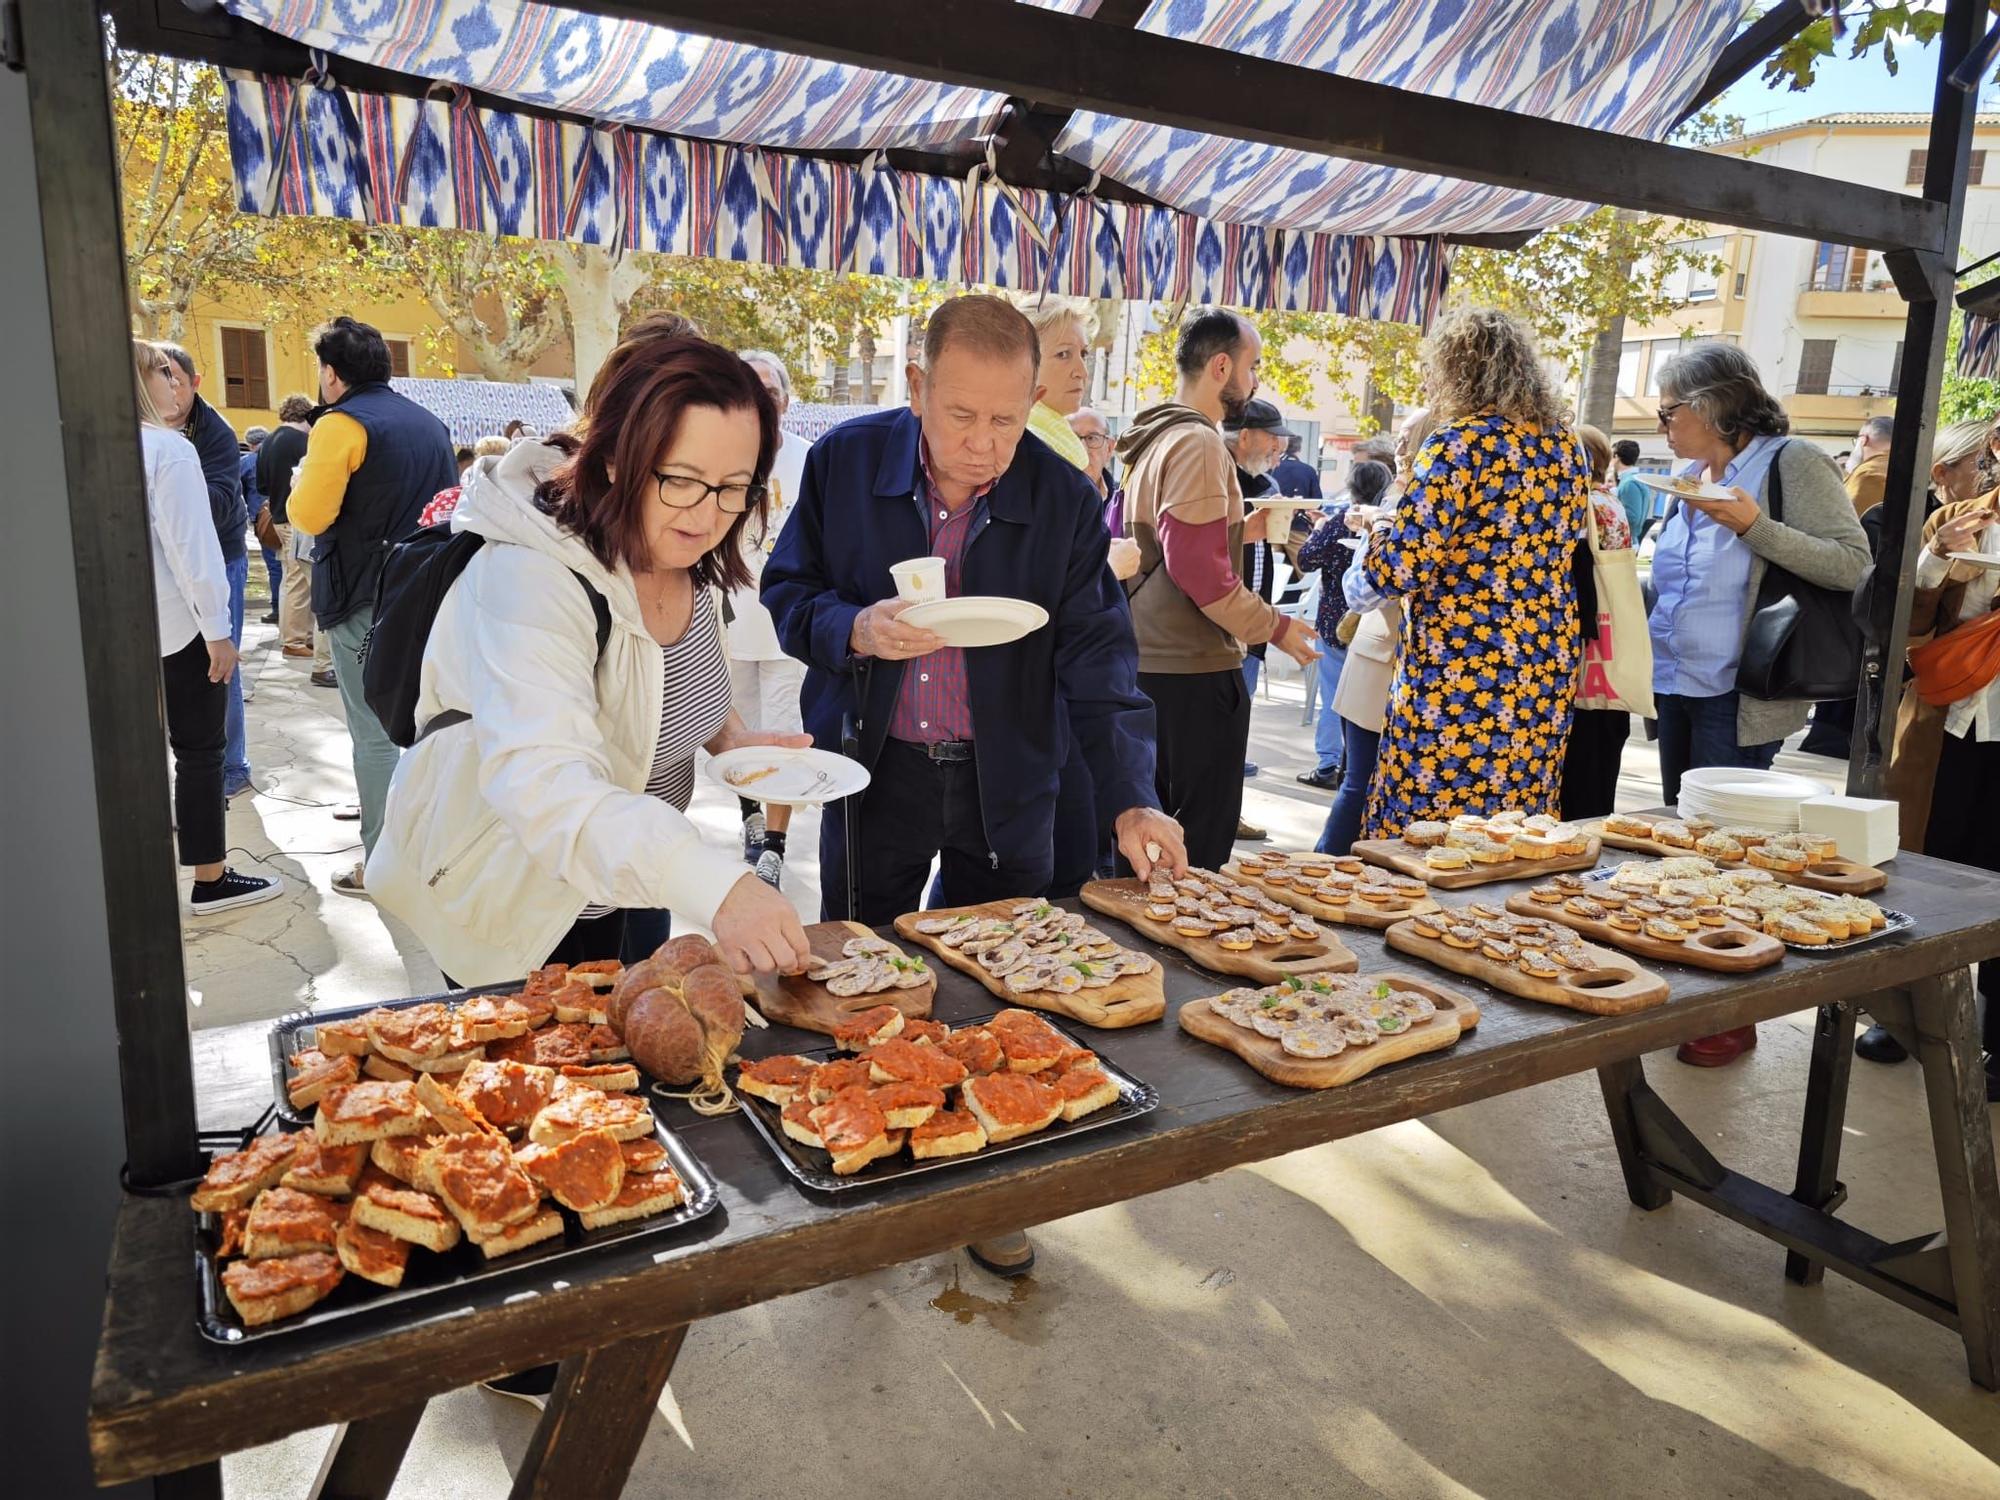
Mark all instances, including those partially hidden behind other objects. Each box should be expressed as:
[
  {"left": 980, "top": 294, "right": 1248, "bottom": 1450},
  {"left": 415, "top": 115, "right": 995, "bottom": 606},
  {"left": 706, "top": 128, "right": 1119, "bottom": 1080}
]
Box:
[{"left": 1355, "top": 308, "right": 1591, "bottom": 838}]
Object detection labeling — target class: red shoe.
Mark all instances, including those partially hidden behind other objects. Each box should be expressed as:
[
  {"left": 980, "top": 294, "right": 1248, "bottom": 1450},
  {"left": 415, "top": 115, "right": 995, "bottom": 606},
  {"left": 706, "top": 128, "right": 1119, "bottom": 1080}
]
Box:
[{"left": 1676, "top": 1025, "right": 1758, "bottom": 1067}]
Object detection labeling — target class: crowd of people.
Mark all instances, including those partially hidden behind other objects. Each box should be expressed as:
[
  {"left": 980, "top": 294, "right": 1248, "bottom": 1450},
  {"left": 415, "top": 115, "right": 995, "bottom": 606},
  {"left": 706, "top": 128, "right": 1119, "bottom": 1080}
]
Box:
[{"left": 139, "top": 294, "right": 2000, "bottom": 1094}]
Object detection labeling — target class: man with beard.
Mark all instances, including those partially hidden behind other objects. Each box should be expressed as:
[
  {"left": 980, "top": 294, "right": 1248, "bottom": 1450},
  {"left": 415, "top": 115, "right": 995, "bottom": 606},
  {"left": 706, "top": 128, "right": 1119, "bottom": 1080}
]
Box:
[{"left": 1116, "top": 310, "right": 1320, "bottom": 869}]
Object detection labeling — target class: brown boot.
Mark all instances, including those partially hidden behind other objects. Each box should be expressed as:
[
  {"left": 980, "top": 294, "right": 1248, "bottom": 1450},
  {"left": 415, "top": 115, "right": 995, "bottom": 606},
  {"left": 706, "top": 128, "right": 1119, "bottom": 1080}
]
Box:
[{"left": 966, "top": 1231, "right": 1035, "bottom": 1277}]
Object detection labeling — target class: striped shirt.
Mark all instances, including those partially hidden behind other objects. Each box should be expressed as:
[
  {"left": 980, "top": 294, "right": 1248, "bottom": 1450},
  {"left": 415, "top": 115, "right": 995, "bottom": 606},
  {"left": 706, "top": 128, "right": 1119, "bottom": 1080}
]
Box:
[
  {"left": 887, "top": 449, "right": 993, "bottom": 744},
  {"left": 579, "top": 588, "right": 732, "bottom": 919}
]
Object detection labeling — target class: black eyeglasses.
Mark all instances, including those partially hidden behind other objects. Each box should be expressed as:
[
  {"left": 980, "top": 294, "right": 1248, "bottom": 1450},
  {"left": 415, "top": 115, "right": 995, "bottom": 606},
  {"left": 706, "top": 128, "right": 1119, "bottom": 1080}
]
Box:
[
  {"left": 1657, "top": 401, "right": 1686, "bottom": 425},
  {"left": 653, "top": 471, "right": 766, "bottom": 513},
  {"left": 1079, "top": 432, "right": 1113, "bottom": 449}
]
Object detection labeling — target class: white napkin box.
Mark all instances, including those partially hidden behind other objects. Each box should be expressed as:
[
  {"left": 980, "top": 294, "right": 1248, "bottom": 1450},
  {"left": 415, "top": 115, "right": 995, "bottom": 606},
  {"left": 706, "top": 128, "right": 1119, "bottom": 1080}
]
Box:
[{"left": 1798, "top": 795, "right": 1900, "bottom": 868}]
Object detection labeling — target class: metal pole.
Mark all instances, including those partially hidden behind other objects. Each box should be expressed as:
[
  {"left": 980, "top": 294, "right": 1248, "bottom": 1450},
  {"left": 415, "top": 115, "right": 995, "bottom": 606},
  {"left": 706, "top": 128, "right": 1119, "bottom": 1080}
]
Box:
[{"left": 1849, "top": 0, "right": 1985, "bottom": 797}]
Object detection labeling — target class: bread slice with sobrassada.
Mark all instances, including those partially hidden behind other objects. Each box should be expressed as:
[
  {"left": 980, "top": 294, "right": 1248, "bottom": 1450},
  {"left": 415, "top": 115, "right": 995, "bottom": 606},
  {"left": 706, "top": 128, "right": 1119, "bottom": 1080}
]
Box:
[
  {"left": 961, "top": 1073, "right": 1062, "bottom": 1144},
  {"left": 908, "top": 1107, "right": 987, "bottom": 1161},
  {"left": 414, "top": 1071, "right": 499, "bottom": 1136},
  {"left": 279, "top": 1138, "right": 367, "bottom": 1197},
  {"left": 190, "top": 1134, "right": 304, "bottom": 1213},
  {"left": 558, "top": 1062, "right": 640, "bottom": 1093},
  {"left": 469, "top": 1206, "right": 566, "bottom": 1258},
  {"left": 349, "top": 1176, "right": 462, "bottom": 1253},
  {"left": 221, "top": 1251, "right": 343, "bottom": 1327},
  {"left": 286, "top": 1049, "right": 360, "bottom": 1111},
  {"left": 335, "top": 1218, "right": 413, "bottom": 1287},
  {"left": 1050, "top": 1064, "right": 1121, "bottom": 1123},
  {"left": 577, "top": 1168, "right": 687, "bottom": 1230},
  {"left": 313, "top": 1080, "right": 427, "bottom": 1146},
  {"left": 362, "top": 1053, "right": 416, "bottom": 1083}
]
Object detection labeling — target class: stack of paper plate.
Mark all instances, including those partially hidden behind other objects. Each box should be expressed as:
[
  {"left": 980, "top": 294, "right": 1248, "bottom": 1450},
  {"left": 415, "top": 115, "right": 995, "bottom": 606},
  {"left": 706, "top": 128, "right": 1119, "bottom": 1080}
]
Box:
[{"left": 1676, "top": 766, "right": 1831, "bottom": 833}]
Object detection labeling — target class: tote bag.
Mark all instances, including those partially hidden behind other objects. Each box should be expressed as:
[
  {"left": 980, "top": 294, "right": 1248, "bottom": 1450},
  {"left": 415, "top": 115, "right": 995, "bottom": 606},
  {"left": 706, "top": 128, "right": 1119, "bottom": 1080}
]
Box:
[{"left": 1574, "top": 503, "right": 1656, "bottom": 717}]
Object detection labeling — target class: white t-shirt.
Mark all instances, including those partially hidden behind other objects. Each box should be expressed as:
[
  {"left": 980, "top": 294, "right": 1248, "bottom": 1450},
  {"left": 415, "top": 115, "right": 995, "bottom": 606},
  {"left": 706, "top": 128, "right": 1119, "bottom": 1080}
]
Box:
[{"left": 726, "top": 429, "right": 811, "bottom": 662}]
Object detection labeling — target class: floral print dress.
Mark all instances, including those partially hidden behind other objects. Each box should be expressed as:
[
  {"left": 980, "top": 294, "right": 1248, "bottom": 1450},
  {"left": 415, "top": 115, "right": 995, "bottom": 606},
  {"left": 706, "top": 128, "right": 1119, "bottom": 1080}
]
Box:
[{"left": 1358, "top": 411, "right": 1590, "bottom": 839}]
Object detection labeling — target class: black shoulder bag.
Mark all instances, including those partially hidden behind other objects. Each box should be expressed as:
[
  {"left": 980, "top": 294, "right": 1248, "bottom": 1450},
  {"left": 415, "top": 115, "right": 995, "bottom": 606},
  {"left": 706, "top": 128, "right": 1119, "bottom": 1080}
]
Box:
[{"left": 1736, "top": 442, "right": 1864, "bottom": 702}]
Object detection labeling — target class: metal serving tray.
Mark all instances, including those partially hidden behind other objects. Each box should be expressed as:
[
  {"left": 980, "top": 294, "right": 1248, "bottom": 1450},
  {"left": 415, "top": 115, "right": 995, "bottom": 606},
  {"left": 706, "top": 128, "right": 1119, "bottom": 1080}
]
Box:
[
  {"left": 734, "top": 1010, "right": 1158, "bottom": 1194},
  {"left": 1578, "top": 866, "right": 1914, "bottom": 952},
  {"left": 194, "top": 1117, "right": 720, "bottom": 1344},
  {"left": 266, "top": 983, "right": 525, "bottom": 1128}
]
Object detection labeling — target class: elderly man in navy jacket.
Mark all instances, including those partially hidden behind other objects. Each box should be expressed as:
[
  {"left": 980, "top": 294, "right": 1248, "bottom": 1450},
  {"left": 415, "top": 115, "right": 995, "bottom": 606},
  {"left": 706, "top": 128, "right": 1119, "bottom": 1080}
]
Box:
[{"left": 764, "top": 295, "right": 1185, "bottom": 924}]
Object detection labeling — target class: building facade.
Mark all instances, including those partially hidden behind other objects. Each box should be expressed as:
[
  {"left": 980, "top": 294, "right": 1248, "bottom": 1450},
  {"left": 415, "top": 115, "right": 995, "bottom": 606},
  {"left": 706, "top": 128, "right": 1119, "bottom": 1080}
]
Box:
[{"left": 1611, "top": 112, "right": 2000, "bottom": 458}]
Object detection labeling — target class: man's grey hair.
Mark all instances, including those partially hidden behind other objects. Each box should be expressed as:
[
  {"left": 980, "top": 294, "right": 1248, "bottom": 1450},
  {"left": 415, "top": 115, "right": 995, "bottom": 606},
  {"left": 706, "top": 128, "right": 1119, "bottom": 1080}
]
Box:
[
  {"left": 244, "top": 426, "right": 269, "bottom": 446},
  {"left": 1353, "top": 434, "right": 1397, "bottom": 466},
  {"left": 738, "top": 349, "right": 793, "bottom": 404},
  {"left": 1862, "top": 415, "right": 1894, "bottom": 447}
]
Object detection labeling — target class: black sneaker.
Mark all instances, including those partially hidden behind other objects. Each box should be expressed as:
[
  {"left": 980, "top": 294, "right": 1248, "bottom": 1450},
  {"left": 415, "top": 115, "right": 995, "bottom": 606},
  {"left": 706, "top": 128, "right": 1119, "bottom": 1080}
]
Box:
[
  {"left": 1854, "top": 1025, "right": 1908, "bottom": 1065},
  {"left": 754, "top": 846, "right": 784, "bottom": 889},
  {"left": 188, "top": 868, "right": 285, "bottom": 914},
  {"left": 1296, "top": 765, "right": 1342, "bottom": 790}
]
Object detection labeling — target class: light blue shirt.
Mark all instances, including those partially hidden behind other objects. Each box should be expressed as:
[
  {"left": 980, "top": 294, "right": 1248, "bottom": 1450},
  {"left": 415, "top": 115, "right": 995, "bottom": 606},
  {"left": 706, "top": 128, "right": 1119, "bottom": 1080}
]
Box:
[{"left": 1647, "top": 433, "right": 1782, "bottom": 698}]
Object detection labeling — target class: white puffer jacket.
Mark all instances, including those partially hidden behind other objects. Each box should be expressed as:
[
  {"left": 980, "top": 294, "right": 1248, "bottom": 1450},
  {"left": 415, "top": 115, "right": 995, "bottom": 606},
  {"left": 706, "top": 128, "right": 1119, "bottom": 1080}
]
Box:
[{"left": 367, "top": 441, "right": 750, "bottom": 984}]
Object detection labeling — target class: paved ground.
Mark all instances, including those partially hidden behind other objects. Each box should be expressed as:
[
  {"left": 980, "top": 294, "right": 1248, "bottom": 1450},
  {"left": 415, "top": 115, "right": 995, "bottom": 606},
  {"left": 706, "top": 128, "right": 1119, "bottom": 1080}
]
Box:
[{"left": 195, "top": 621, "right": 2000, "bottom": 1498}]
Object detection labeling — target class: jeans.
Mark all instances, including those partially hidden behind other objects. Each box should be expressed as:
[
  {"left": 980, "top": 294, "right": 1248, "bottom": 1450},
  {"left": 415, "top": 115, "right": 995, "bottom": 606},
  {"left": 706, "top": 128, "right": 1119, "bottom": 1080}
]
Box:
[
  {"left": 1242, "top": 653, "right": 1262, "bottom": 697},
  {"left": 1653, "top": 691, "right": 1779, "bottom": 809},
  {"left": 161, "top": 632, "right": 226, "bottom": 867},
  {"left": 1316, "top": 719, "right": 1380, "bottom": 855},
  {"left": 1312, "top": 644, "right": 1348, "bottom": 772},
  {"left": 260, "top": 543, "right": 282, "bottom": 606},
  {"left": 328, "top": 606, "right": 401, "bottom": 857},
  {"left": 223, "top": 552, "right": 250, "bottom": 788}
]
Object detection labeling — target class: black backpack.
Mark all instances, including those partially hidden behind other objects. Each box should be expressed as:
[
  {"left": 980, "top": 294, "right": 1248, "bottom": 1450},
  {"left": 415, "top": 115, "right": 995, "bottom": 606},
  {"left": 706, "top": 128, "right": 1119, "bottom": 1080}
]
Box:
[{"left": 361, "top": 523, "right": 611, "bottom": 748}]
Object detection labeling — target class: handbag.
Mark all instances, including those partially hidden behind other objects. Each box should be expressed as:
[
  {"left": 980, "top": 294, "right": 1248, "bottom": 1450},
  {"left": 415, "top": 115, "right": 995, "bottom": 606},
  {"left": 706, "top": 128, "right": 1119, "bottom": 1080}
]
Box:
[
  {"left": 252, "top": 502, "right": 280, "bottom": 554},
  {"left": 1909, "top": 606, "right": 2000, "bottom": 708},
  {"left": 1574, "top": 502, "right": 1655, "bottom": 717},
  {"left": 1736, "top": 443, "right": 1865, "bottom": 702}
]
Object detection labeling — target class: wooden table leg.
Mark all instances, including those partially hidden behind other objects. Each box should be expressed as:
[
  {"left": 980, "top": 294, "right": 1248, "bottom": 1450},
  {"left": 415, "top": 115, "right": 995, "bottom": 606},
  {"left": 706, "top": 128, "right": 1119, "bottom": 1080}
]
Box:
[
  {"left": 1909, "top": 968, "right": 2000, "bottom": 1389},
  {"left": 508, "top": 1326, "right": 690, "bottom": 1500},
  {"left": 153, "top": 1462, "right": 222, "bottom": 1499},
  {"left": 1786, "top": 1000, "right": 1858, "bottom": 1285},
  {"left": 1597, "top": 1057, "right": 1672, "bottom": 1211},
  {"left": 307, "top": 1400, "right": 428, "bottom": 1500}
]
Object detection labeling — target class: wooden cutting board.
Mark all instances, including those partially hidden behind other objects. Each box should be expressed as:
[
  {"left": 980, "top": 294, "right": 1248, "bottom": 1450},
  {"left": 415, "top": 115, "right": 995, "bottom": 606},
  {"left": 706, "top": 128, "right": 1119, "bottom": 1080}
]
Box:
[
  {"left": 1352, "top": 835, "right": 1602, "bottom": 890},
  {"left": 1382, "top": 919, "right": 1668, "bottom": 1015},
  {"left": 1500, "top": 894, "right": 1783, "bottom": 973},
  {"left": 1221, "top": 862, "right": 1443, "bottom": 930},
  {"left": 1178, "top": 973, "right": 1480, "bottom": 1089},
  {"left": 1588, "top": 824, "right": 1888, "bottom": 895},
  {"left": 751, "top": 922, "right": 937, "bottom": 1036},
  {"left": 1079, "top": 879, "right": 1358, "bottom": 982},
  {"left": 891, "top": 902, "right": 1164, "bottom": 1029}
]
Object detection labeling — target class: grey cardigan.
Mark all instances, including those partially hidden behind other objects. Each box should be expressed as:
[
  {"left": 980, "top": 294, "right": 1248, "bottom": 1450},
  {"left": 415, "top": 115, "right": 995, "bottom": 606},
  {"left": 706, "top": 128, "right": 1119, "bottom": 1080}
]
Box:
[{"left": 1675, "top": 438, "right": 1870, "bottom": 746}]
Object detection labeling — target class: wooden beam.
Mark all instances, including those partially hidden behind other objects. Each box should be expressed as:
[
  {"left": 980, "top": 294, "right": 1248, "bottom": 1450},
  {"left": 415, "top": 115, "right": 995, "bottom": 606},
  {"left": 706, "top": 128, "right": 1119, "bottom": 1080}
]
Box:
[
  {"left": 20, "top": 0, "right": 203, "bottom": 1184},
  {"left": 596, "top": 0, "right": 1947, "bottom": 254}
]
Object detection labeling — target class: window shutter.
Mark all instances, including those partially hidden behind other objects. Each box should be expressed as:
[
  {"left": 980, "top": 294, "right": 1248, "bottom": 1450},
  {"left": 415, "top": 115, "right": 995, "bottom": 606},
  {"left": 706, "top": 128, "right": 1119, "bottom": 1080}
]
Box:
[
  {"left": 1907, "top": 149, "right": 1928, "bottom": 186},
  {"left": 1796, "top": 339, "right": 1836, "bottom": 397},
  {"left": 1890, "top": 341, "right": 1904, "bottom": 392},
  {"left": 385, "top": 339, "right": 412, "bottom": 378},
  {"left": 219, "top": 327, "right": 269, "bottom": 410},
  {"left": 1970, "top": 151, "right": 1987, "bottom": 187}
]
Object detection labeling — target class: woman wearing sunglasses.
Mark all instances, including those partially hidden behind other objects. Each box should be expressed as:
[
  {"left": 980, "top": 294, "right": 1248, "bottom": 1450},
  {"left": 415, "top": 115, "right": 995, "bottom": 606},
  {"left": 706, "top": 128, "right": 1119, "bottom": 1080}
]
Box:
[{"left": 368, "top": 335, "right": 813, "bottom": 985}]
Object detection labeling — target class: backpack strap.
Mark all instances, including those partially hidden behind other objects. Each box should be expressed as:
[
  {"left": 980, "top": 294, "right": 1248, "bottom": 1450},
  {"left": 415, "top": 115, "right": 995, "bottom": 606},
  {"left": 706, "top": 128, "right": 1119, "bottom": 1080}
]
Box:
[{"left": 414, "top": 569, "right": 613, "bottom": 745}]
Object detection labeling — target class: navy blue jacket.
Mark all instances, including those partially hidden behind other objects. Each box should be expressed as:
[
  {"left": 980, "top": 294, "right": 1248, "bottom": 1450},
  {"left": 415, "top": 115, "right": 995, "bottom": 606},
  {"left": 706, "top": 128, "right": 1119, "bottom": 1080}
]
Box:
[
  {"left": 310, "top": 382, "right": 457, "bottom": 627},
  {"left": 183, "top": 394, "right": 247, "bottom": 563},
  {"left": 761, "top": 408, "right": 1159, "bottom": 870}
]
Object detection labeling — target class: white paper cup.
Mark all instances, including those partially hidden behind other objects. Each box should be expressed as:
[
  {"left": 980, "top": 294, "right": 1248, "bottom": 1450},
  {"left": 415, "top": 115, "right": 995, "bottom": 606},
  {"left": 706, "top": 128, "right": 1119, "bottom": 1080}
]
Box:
[{"left": 890, "top": 556, "right": 946, "bottom": 604}]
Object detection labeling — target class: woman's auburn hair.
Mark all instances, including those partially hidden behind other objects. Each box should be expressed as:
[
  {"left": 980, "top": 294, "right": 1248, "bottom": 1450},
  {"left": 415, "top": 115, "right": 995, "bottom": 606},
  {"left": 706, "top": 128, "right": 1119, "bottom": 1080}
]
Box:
[
  {"left": 537, "top": 335, "right": 776, "bottom": 593},
  {"left": 1420, "top": 307, "right": 1565, "bottom": 430}
]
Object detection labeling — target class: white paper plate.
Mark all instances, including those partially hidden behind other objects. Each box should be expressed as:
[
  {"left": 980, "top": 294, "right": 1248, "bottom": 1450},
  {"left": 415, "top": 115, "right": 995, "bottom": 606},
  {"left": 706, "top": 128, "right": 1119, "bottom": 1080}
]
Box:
[
  {"left": 1632, "top": 473, "right": 1732, "bottom": 502},
  {"left": 1679, "top": 767, "right": 1826, "bottom": 801},
  {"left": 1946, "top": 551, "right": 2000, "bottom": 572},
  {"left": 705, "top": 748, "right": 870, "bottom": 807},
  {"left": 899, "top": 596, "right": 1050, "bottom": 647},
  {"left": 1245, "top": 495, "right": 1310, "bottom": 508}
]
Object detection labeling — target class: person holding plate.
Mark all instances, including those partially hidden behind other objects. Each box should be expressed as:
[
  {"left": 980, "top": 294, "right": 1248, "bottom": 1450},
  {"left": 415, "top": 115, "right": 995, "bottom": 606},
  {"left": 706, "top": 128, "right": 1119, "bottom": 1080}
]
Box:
[
  {"left": 762, "top": 293, "right": 1186, "bottom": 925},
  {"left": 366, "top": 333, "right": 814, "bottom": 983},
  {"left": 1647, "top": 341, "right": 1867, "bottom": 1068}
]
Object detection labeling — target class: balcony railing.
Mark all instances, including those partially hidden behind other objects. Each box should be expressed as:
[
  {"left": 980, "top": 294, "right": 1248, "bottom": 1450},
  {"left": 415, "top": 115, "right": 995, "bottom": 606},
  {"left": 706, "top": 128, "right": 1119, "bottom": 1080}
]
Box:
[{"left": 1787, "top": 382, "right": 1895, "bottom": 398}]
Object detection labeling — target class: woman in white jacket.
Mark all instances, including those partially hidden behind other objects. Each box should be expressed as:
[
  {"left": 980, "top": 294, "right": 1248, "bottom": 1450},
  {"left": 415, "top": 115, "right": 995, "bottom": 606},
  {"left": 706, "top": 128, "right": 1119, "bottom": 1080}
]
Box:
[
  {"left": 368, "top": 335, "right": 812, "bottom": 982},
  {"left": 136, "top": 340, "right": 284, "bottom": 914}
]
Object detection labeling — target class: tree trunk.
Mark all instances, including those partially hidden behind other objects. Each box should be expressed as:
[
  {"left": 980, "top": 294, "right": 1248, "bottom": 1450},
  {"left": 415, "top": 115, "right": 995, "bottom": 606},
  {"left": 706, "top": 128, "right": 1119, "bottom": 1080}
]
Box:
[
  {"left": 554, "top": 244, "right": 650, "bottom": 399},
  {"left": 1579, "top": 313, "right": 1626, "bottom": 431},
  {"left": 856, "top": 323, "right": 879, "bottom": 403},
  {"left": 829, "top": 316, "right": 854, "bottom": 402}
]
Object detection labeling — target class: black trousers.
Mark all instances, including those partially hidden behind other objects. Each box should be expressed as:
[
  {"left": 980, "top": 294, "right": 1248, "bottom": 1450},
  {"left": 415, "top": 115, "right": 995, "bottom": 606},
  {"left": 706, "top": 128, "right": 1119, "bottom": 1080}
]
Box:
[
  {"left": 1140, "top": 668, "right": 1251, "bottom": 872},
  {"left": 162, "top": 632, "right": 227, "bottom": 867},
  {"left": 441, "top": 908, "right": 627, "bottom": 991},
  {"left": 1558, "top": 709, "right": 1631, "bottom": 822},
  {"left": 1924, "top": 727, "right": 2000, "bottom": 1049},
  {"left": 820, "top": 739, "right": 1053, "bottom": 925}
]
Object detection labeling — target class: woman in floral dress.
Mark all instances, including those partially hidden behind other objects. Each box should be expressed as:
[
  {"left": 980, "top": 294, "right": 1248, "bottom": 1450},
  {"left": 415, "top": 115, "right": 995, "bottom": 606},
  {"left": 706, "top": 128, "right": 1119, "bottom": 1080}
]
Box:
[{"left": 1357, "top": 308, "right": 1590, "bottom": 839}]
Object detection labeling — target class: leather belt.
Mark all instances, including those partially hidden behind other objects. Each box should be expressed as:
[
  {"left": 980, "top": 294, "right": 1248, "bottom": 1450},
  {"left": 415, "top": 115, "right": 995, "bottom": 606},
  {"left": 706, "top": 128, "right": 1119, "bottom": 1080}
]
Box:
[{"left": 896, "top": 737, "right": 975, "bottom": 763}]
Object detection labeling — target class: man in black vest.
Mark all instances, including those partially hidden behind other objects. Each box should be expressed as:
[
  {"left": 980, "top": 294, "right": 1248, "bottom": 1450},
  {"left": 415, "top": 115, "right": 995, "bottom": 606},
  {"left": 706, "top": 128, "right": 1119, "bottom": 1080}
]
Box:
[{"left": 289, "top": 317, "right": 456, "bottom": 894}]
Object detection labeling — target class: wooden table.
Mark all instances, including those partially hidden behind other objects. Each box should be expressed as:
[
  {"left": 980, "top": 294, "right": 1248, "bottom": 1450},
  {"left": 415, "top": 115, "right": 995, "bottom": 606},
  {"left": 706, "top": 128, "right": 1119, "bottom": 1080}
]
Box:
[{"left": 92, "top": 849, "right": 2000, "bottom": 1498}]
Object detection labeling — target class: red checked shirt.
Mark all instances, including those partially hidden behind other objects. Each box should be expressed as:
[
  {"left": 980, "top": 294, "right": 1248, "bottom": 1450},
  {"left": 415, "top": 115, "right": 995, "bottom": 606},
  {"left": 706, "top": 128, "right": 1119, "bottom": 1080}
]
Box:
[{"left": 886, "top": 445, "right": 994, "bottom": 744}]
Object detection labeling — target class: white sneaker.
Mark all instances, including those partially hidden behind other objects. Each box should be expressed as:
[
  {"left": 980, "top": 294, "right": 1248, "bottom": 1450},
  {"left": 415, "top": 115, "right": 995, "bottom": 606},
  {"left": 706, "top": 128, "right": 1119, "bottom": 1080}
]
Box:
[
  {"left": 754, "top": 846, "right": 785, "bottom": 889},
  {"left": 187, "top": 868, "right": 285, "bottom": 914}
]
